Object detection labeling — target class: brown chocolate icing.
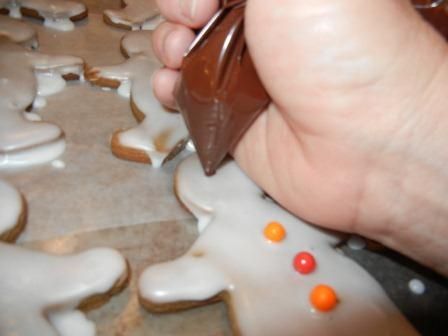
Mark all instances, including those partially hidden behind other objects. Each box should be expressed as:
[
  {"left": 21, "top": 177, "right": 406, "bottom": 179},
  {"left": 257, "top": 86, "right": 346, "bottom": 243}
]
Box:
[
  {"left": 175, "top": 0, "right": 270, "bottom": 176},
  {"left": 415, "top": 0, "right": 448, "bottom": 39}
]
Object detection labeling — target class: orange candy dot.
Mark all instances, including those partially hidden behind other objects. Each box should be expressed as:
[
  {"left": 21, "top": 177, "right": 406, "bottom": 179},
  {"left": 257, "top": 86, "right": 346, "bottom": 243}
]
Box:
[
  {"left": 263, "top": 221, "right": 286, "bottom": 242},
  {"left": 310, "top": 285, "right": 338, "bottom": 312}
]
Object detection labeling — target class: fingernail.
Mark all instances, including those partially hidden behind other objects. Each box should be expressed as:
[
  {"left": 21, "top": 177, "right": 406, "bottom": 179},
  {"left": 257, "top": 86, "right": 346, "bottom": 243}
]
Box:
[{"left": 180, "top": 0, "right": 197, "bottom": 21}]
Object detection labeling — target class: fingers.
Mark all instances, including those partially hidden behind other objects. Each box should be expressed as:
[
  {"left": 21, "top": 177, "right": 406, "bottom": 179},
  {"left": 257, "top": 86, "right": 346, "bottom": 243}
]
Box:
[
  {"left": 152, "top": 68, "right": 180, "bottom": 109},
  {"left": 152, "top": 22, "right": 196, "bottom": 69},
  {"left": 152, "top": 0, "right": 219, "bottom": 108},
  {"left": 151, "top": 21, "right": 196, "bottom": 109},
  {"left": 156, "top": 0, "right": 219, "bottom": 28},
  {"left": 151, "top": 22, "right": 194, "bottom": 109}
]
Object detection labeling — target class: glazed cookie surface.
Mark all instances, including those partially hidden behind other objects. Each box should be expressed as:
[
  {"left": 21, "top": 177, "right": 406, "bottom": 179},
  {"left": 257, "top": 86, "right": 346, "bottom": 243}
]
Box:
[
  {"left": 0, "top": 245, "right": 128, "bottom": 336},
  {"left": 85, "top": 30, "right": 188, "bottom": 168},
  {"left": 0, "top": 0, "right": 87, "bottom": 31},
  {"left": 0, "top": 39, "right": 83, "bottom": 169},
  {"left": 139, "top": 154, "right": 418, "bottom": 336},
  {"left": 0, "top": 15, "right": 37, "bottom": 48},
  {"left": 0, "top": 180, "right": 129, "bottom": 336},
  {"left": 103, "top": 0, "right": 162, "bottom": 31},
  {"left": 120, "top": 29, "right": 154, "bottom": 58}
]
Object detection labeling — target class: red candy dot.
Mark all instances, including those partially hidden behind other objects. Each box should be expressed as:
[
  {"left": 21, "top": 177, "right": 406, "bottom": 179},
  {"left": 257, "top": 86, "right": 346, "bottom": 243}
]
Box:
[{"left": 293, "top": 252, "right": 316, "bottom": 274}]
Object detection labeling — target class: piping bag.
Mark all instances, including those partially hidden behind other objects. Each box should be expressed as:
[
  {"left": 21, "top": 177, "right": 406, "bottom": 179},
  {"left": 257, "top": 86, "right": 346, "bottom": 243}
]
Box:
[
  {"left": 174, "top": 0, "right": 447, "bottom": 176},
  {"left": 174, "top": 0, "right": 270, "bottom": 176}
]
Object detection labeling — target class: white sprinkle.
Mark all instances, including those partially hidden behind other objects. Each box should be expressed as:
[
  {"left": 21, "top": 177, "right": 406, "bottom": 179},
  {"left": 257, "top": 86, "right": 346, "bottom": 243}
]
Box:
[
  {"left": 408, "top": 279, "right": 426, "bottom": 295},
  {"left": 117, "top": 81, "right": 131, "bottom": 99},
  {"left": 51, "top": 160, "right": 66, "bottom": 169},
  {"left": 347, "top": 235, "right": 366, "bottom": 250}
]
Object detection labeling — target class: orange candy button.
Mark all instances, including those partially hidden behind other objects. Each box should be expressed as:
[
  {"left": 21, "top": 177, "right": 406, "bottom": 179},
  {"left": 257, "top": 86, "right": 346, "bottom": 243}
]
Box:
[
  {"left": 263, "top": 221, "right": 286, "bottom": 242},
  {"left": 310, "top": 284, "right": 338, "bottom": 312}
]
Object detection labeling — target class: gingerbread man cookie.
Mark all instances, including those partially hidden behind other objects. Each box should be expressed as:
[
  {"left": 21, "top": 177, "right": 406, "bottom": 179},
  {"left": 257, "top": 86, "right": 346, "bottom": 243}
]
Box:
[
  {"left": 85, "top": 31, "right": 188, "bottom": 168},
  {"left": 0, "top": 15, "right": 37, "bottom": 48},
  {"left": 0, "top": 182, "right": 129, "bottom": 336},
  {"left": 103, "top": 0, "right": 162, "bottom": 31},
  {"left": 139, "top": 154, "right": 417, "bottom": 336},
  {"left": 0, "top": 245, "right": 128, "bottom": 336},
  {"left": 0, "top": 0, "right": 87, "bottom": 31},
  {"left": 0, "top": 39, "right": 83, "bottom": 169}
]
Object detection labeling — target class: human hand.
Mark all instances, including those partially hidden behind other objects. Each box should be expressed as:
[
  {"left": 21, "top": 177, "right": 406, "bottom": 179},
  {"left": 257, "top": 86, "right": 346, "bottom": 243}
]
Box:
[{"left": 152, "top": 0, "right": 448, "bottom": 275}]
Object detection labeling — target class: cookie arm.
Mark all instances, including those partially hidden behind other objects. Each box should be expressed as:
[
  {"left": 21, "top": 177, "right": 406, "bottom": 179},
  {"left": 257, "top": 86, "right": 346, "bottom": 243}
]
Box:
[
  {"left": 29, "top": 53, "right": 83, "bottom": 74},
  {"left": 139, "top": 256, "right": 228, "bottom": 304},
  {"left": 42, "top": 248, "right": 127, "bottom": 302}
]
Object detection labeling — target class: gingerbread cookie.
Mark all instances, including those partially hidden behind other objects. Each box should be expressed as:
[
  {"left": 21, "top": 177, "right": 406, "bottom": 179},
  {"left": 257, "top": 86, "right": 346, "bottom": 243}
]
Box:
[
  {"left": 85, "top": 31, "right": 188, "bottom": 168},
  {"left": 0, "top": 39, "right": 84, "bottom": 169},
  {"left": 0, "top": 244, "right": 129, "bottom": 335},
  {"left": 0, "top": 15, "right": 37, "bottom": 48},
  {"left": 120, "top": 29, "right": 154, "bottom": 59},
  {"left": 0, "top": 0, "right": 87, "bottom": 31},
  {"left": 0, "top": 180, "right": 26, "bottom": 242},
  {"left": 0, "top": 184, "right": 129, "bottom": 335},
  {"left": 103, "top": 0, "right": 162, "bottom": 31},
  {"left": 139, "top": 154, "right": 417, "bottom": 336}
]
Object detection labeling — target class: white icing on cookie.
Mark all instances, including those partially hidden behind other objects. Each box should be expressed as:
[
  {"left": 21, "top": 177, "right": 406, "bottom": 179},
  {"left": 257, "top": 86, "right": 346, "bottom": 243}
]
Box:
[
  {"left": 42, "top": 16, "right": 75, "bottom": 31},
  {"left": 0, "top": 245, "right": 127, "bottom": 336},
  {"left": 86, "top": 31, "right": 188, "bottom": 167},
  {"left": 115, "top": 30, "right": 154, "bottom": 101},
  {"left": 117, "top": 80, "right": 131, "bottom": 98},
  {"left": 0, "top": 177, "right": 127, "bottom": 335},
  {"left": 32, "top": 96, "right": 46, "bottom": 109},
  {"left": 49, "top": 310, "right": 95, "bottom": 336},
  {"left": 117, "top": 106, "right": 187, "bottom": 168},
  {"left": 35, "top": 71, "right": 67, "bottom": 96},
  {"left": 120, "top": 30, "right": 154, "bottom": 58},
  {"left": 0, "top": 0, "right": 86, "bottom": 31},
  {"left": 0, "top": 179, "right": 22, "bottom": 237},
  {"left": 23, "top": 111, "right": 42, "bottom": 121},
  {"left": 104, "top": 0, "right": 161, "bottom": 30},
  {"left": 51, "top": 158, "right": 65, "bottom": 169},
  {"left": 0, "top": 0, "right": 21, "bottom": 18},
  {"left": 0, "top": 39, "right": 83, "bottom": 169},
  {"left": 139, "top": 155, "right": 418, "bottom": 336},
  {"left": 0, "top": 15, "right": 37, "bottom": 48}
]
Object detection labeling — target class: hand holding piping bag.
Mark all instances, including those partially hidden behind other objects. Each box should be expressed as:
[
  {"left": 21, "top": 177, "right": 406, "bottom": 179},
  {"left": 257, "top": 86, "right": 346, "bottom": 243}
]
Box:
[
  {"left": 152, "top": 0, "right": 448, "bottom": 276},
  {"left": 175, "top": 0, "right": 270, "bottom": 176}
]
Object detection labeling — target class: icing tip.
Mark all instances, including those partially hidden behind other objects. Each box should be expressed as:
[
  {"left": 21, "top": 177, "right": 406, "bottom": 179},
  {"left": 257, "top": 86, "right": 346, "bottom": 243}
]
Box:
[{"left": 204, "top": 162, "right": 218, "bottom": 176}]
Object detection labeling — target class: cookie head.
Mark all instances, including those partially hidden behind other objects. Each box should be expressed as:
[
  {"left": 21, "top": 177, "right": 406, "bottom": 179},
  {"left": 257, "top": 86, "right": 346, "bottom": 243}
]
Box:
[{"left": 175, "top": 155, "right": 259, "bottom": 223}]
